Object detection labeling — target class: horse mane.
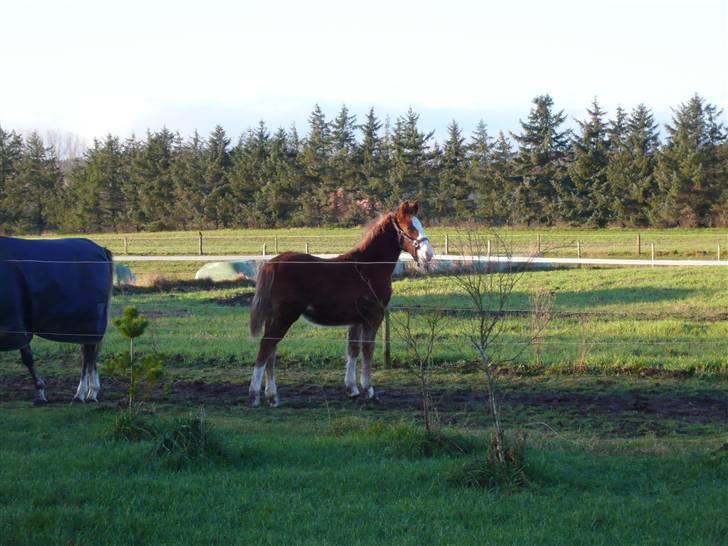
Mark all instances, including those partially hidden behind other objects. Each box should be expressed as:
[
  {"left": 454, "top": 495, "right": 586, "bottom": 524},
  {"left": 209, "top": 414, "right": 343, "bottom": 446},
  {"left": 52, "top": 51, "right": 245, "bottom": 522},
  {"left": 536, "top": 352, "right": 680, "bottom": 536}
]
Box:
[{"left": 355, "top": 212, "right": 394, "bottom": 252}]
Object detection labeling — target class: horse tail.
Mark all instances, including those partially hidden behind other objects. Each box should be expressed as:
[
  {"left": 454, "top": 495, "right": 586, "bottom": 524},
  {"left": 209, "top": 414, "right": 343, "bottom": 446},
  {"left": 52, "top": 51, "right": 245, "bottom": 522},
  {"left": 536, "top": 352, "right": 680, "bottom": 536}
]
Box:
[
  {"left": 104, "top": 247, "right": 114, "bottom": 330},
  {"left": 250, "top": 263, "right": 274, "bottom": 337}
]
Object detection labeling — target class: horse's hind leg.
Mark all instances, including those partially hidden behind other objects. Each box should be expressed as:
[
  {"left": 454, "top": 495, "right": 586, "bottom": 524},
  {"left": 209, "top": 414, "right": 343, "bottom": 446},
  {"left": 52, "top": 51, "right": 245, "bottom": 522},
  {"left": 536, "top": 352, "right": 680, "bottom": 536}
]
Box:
[
  {"left": 75, "top": 343, "right": 100, "bottom": 402},
  {"left": 20, "top": 344, "right": 47, "bottom": 405},
  {"left": 264, "top": 351, "right": 279, "bottom": 407},
  {"left": 85, "top": 343, "right": 102, "bottom": 402},
  {"left": 345, "top": 324, "right": 362, "bottom": 397},
  {"left": 250, "top": 309, "right": 300, "bottom": 407}
]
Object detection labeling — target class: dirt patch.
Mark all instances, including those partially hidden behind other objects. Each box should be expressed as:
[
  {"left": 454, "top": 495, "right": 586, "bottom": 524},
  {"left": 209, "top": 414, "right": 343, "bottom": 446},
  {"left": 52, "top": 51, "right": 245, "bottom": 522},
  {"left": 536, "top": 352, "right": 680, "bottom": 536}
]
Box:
[
  {"left": 212, "top": 292, "right": 254, "bottom": 307},
  {"left": 2, "top": 376, "right": 726, "bottom": 433}
]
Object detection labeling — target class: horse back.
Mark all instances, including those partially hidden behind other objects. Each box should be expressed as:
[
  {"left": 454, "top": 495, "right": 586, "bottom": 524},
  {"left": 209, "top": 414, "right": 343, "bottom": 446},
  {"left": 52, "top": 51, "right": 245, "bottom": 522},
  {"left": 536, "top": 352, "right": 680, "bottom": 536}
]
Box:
[{"left": 0, "top": 237, "right": 114, "bottom": 350}]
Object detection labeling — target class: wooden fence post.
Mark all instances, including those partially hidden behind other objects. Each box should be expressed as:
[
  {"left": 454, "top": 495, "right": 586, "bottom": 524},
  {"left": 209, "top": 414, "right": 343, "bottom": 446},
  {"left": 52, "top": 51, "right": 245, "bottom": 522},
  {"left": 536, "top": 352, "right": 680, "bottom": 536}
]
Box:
[
  {"left": 718, "top": 244, "right": 721, "bottom": 261},
  {"left": 262, "top": 243, "right": 267, "bottom": 257},
  {"left": 305, "top": 242, "right": 310, "bottom": 254},
  {"left": 487, "top": 239, "right": 491, "bottom": 259},
  {"left": 198, "top": 232, "right": 203, "bottom": 256},
  {"left": 383, "top": 310, "right": 391, "bottom": 369},
  {"left": 274, "top": 236, "right": 278, "bottom": 254},
  {"left": 637, "top": 233, "right": 641, "bottom": 256},
  {"left": 444, "top": 234, "right": 449, "bottom": 255},
  {"left": 577, "top": 240, "right": 581, "bottom": 259},
  {"left": 651, "top": 243, "right": 655, "bottom": 267},
  {"left": 123, "top": 236, "right": 128, "bottom": 255}
]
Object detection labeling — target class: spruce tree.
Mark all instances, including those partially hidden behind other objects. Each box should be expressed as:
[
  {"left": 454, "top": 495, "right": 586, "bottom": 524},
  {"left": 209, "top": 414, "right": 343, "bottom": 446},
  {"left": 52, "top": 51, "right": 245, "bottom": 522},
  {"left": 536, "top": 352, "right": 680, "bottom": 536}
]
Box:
[
  {"left": 565, "top": 98, "right": 611, "bottom": 226},
  {"left": 0, "top": 125, "right": 23, "bottom": 230},
  {"left": 651, "top": 94, "right": 726, "bottom": 226},
  {"left": 389, "top": 107, "right": 434, "bottom": 206},
  {"left": 436, "top": 121, "right": 469, "bottom": 221},
  {"left": 511, "top": 95, "right": 571, "bottom": 225},
  {"left": 4, "top": 132, "right": 63, "bottom": 233}
]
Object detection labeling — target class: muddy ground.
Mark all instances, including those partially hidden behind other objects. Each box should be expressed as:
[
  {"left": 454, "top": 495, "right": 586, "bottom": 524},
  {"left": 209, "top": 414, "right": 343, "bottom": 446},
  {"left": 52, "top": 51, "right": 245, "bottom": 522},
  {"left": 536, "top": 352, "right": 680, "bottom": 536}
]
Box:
[{"left": 2, "top": 374, "right": 726, "bottom": 435}]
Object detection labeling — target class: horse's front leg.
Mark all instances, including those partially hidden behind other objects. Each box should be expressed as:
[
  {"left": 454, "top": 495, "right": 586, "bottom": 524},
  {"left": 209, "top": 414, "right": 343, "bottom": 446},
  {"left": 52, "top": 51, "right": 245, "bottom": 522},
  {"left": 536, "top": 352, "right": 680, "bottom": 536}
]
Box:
[
  {"left": 360, "top": 322, "right": 380, "bottom": 400},
  {"left": 345, "top": 324, "right": 362, "bottom": 397}
]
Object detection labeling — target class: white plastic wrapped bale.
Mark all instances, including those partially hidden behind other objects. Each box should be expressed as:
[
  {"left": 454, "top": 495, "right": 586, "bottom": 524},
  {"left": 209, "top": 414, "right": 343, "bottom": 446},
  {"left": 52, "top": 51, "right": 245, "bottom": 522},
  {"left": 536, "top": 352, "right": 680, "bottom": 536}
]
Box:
[
  {"left": 195, "top": 261, "right": 259, "bottom": 282},
  {"left": 113, "top": 263, "right": 136, "bottom": 286}
]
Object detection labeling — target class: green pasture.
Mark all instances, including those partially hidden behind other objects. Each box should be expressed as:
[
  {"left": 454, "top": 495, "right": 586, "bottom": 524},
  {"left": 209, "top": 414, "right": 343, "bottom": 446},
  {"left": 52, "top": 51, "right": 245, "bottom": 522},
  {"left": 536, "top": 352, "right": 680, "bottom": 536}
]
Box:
[
  {"left": 43, "top": 226, "right": 728, "bottom": 260},
  {"left": 1, "top": 401, "right": 727, "bottom": 545},
  {"left": 1, "top": 261, "right": 727, "bottom": 544},
  {"left": 1, "top": 266, "right": 725, "bottom": 378}
]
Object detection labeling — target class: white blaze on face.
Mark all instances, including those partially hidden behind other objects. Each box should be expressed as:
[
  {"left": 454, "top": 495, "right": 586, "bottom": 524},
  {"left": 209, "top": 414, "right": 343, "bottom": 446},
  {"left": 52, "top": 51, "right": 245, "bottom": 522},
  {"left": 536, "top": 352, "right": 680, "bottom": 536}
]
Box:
[{"left": 412, "top": 217, "right": 434, "bottom": 262}]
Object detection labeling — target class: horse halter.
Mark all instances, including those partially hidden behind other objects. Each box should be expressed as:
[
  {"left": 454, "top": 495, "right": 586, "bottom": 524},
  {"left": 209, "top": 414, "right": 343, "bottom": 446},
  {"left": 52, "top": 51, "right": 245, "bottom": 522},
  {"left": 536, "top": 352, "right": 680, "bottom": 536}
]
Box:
[{"left": 392, "top": 217, "right": 430, "bottom": 251}]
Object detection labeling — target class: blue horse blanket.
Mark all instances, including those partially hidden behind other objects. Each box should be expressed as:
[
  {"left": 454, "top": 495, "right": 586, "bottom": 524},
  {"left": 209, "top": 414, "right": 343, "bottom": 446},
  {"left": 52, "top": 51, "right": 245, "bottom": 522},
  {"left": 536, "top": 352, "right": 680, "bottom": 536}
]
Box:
[{"left": 0, "top": 237, "right": 113, "bottom": 351}]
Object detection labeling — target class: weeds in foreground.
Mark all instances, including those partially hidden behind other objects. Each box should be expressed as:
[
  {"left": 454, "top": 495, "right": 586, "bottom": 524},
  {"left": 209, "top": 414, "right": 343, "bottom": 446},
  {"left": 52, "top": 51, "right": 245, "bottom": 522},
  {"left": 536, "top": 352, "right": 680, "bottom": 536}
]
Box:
[
  {"left": 449, "top": 431, "right": 529, "bottom": 491},
  {"left": 155, "top": 410, "right": 229, "bottom": 469},
  {"left": 106, "top": 407, "right": 159, "bottom": 441}
]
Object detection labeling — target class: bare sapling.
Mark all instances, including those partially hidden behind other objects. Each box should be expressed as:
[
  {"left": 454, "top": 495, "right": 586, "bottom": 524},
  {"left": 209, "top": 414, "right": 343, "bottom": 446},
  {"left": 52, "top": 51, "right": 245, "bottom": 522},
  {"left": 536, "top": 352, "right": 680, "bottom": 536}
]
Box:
[
  {"left": 530, "top": 289, "right": 555, "bottom": 368},
  {"left": 391, "top": 305, "right": 447, "bottom": 433},
  {"left": 451, "top": 231, "right": 552, "bottom": 468}
]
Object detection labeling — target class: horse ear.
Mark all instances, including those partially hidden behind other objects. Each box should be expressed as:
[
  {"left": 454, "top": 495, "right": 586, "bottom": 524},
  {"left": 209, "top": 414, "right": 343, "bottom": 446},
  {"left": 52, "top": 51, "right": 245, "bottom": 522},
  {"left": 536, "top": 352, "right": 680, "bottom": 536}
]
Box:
[
  {"left": 398, "top": 201, "right": 409, "bottom": 217},
  {"left": 412, "top": 201, "right": 419, "bottom": 215}
]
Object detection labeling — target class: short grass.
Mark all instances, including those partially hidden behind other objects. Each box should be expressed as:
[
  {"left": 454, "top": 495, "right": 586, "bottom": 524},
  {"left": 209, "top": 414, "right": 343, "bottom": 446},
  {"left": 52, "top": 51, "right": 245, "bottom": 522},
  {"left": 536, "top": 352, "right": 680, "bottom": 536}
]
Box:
[
  {"left": 2, "top": 266, "right": 724, "bottom": 377},
  {"left": 0, "top": 403, "right": 726, "bottom": 545},
  {"left": 43, "top": 225, "right": 728, "bottom": 259}
]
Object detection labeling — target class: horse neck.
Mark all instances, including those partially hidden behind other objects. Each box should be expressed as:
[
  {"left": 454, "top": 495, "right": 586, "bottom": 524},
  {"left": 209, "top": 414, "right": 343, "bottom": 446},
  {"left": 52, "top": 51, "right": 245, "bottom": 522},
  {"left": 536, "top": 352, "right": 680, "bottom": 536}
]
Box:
[{"left": 353, "top": 218, "right": 401, "bottom": 267}]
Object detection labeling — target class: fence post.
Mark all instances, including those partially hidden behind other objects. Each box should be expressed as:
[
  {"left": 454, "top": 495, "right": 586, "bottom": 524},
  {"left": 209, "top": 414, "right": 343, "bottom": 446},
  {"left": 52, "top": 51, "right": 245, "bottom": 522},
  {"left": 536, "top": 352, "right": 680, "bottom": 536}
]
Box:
[
  {"left": 274, "top": 236, "right": 278, "bottom": 254},
  {"left": 718, "top": 244, "right": 721, "bottom": 261},
  {"left": 651, "top": 243, "right": 655, "bottom": 267},
  {"left": 637, "top": 233, "right": 641, "bottom": 256},
  {"left": 198, "top": 232, "right": 203, "bottom": 256},
  {"left": 576, "top": 240, "right": 581, "bottom": 259},
  {"left": 444, "top": 234, "right": 449, "bottom": 255},
  {"left": 537, "top": 233, "right": 541, "bottom": 254},
  {"left": 262, "top": 243, "right": 267, "bottom": 257},
  {"left": 123, "top": 236, "right": 128, "bottom": 255},
  {"left": 305, "top": 242, "right": 310, "bottom": 254},
  {"left": 487, "top": 239, "right": 491, "bottom": 259},
  {"left": 383, "top": 310, "right": 391, "bottom": 369}
]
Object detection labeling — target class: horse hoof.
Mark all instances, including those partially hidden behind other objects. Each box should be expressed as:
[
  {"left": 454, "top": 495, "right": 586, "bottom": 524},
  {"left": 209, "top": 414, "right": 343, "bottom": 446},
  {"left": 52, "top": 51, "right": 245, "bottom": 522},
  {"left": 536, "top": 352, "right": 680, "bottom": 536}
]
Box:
[
  {"left": 267, "top": 395, "right": 279, "bottom": 408},
  {"left": 250, "top": 395, "right": 261, "bottom": 408},
  {"left": 347, "top": 387, "right": 361, "bottom": 398},
  {"left": 363, "top": 387, "right": 375, "bottom": 400}
]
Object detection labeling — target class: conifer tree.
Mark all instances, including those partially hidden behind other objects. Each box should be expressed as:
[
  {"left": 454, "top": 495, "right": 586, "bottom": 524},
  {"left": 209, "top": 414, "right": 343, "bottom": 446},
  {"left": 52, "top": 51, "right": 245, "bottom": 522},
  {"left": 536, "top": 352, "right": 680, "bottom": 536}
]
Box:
[
  {"left": 389, "top": 107, "right": 434, "bottom": 207},
  {"left": 0, "top": 125, "right": 23, "bottom": 230},
  {"left": 511, "top": 95, "right": 571, "bottom": 225},
  {"left": 565, "top": 98, "right": 611, "bottom": 226},
  {"left": 436, "top": 121, "right": 469, "bottom": 221},
  {"left": 4, "top": 132, "right": 63, "bottom": 233},
  {"left": 651, "top": 94, "right": 726, "bottom": 226}
]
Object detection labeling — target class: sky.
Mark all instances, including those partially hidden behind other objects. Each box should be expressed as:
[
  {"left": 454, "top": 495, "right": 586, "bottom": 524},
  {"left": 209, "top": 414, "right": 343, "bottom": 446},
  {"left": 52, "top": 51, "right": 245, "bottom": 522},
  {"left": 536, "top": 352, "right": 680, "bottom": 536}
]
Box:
[{"left": 2, "top": 0, "right": 726, "bottom": 147}]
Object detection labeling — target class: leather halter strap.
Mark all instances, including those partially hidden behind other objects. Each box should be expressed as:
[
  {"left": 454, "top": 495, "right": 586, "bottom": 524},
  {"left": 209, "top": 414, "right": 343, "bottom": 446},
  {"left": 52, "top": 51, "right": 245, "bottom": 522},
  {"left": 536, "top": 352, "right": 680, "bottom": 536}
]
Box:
[{"left": 392, "top": 217, "right": 430, "bottom": 250}]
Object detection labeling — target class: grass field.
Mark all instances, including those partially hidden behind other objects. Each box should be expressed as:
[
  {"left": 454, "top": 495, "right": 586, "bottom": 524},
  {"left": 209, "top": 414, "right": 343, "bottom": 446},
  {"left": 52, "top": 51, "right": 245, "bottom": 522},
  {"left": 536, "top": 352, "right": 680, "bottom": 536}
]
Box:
[
  {"left": 41, "top": 225, "right": 728, "bottom": 260},
  {"left": 1, "top": 236, "right": 727, "bottom": 544}
]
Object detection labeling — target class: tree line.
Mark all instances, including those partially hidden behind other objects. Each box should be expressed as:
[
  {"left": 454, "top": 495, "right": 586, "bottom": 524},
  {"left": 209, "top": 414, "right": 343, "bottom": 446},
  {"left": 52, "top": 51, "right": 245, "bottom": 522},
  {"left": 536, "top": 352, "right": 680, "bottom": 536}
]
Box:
[{"left": 1, "top": 94, "right": 726, "bottom": 234}]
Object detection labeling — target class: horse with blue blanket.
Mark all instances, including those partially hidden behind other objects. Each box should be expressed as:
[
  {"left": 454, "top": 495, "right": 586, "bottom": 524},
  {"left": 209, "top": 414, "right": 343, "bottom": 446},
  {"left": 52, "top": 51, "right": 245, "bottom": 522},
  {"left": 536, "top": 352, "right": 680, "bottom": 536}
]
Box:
[{"left": 1, "top": 237, "right": 114, "bottom": 404}]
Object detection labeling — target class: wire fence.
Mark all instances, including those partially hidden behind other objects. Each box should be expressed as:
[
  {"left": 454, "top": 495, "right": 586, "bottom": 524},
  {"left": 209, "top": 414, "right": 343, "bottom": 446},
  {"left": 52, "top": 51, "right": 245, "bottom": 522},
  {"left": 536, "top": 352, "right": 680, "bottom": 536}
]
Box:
[{"left": 36, "top": 230, "right": 728, "bottom": 260}]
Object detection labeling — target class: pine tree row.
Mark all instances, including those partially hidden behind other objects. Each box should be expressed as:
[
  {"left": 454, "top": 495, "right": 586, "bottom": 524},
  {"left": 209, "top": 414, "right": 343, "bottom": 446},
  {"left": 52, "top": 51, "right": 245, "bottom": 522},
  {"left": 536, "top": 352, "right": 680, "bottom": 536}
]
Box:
[{"left": 1, "top": 94, "right": 726, "bottom": 234}]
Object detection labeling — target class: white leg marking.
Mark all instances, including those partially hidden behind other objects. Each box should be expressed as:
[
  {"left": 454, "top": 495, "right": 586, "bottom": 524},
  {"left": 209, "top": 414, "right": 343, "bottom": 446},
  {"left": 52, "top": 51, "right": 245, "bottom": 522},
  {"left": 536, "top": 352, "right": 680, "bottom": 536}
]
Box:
[
  {"left": 345, "top": 355, "right": 360, "bottom": 397},
  {"left": 86, "top": 368, "right": 101, "bottom": 402},
  {"left": 74, "top": 375, "right": 89, "bottom": 401},
  {"left": 249, "top": 366, "right": 265, "bottom": 407}
]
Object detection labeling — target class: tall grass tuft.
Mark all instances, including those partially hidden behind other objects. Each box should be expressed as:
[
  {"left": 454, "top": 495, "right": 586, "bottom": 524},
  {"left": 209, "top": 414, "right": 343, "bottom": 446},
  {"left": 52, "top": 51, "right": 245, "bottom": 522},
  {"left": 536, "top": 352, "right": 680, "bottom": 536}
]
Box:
[
  {"left": 450, "top": 431, "right": 529, "bottom": 490},
  {"left": 155, "top": 409, "right": 228, "bottom": 469}
]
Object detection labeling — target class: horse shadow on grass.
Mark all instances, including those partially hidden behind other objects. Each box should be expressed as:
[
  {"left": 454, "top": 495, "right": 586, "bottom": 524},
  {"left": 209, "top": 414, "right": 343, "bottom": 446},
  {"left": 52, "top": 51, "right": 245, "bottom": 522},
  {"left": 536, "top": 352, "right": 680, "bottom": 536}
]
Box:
[{"left": 391, "top": 286, "right": 702, "bottom": 316}]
